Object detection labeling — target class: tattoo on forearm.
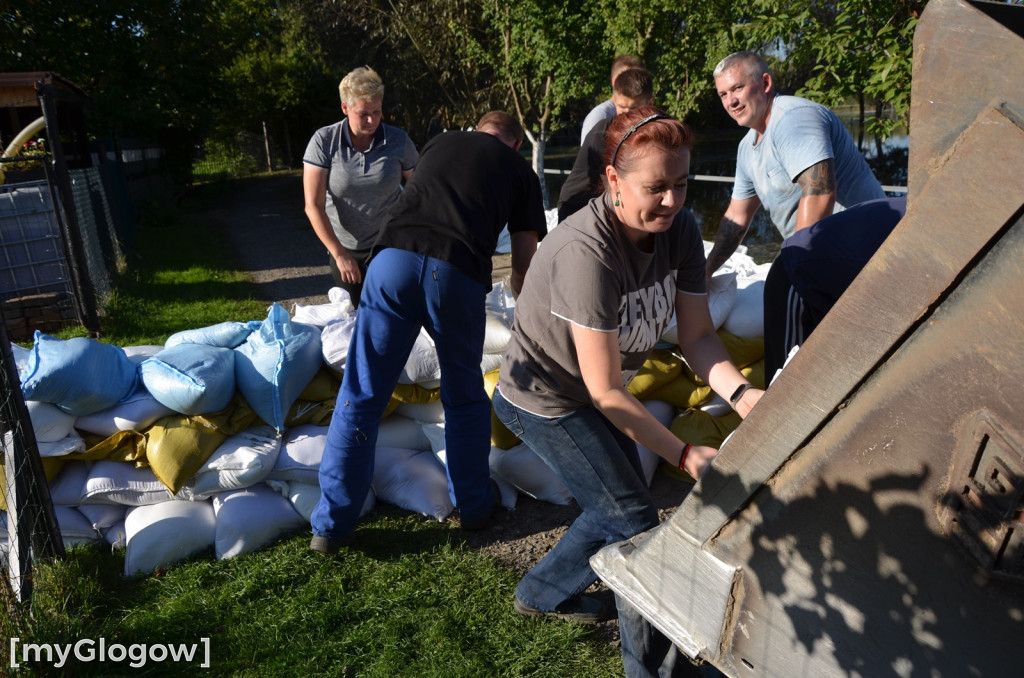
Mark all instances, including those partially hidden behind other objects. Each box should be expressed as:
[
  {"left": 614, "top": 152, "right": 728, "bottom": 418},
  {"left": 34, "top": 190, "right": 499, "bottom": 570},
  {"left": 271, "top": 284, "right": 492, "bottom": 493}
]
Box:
[
  {"left": 797, "top": 160, "right": 836, "bottom": 196},
  {"left": 706, "top": 217, "right": 747, "bottom": 274}
]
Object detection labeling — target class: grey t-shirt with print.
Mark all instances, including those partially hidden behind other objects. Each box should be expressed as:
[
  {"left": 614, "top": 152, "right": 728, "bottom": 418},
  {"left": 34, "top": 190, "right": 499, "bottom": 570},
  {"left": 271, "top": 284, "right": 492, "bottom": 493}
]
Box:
[
  {"left": 303, "top": 120, "right": 419, "bottom": 250},
  {"left": 499, "top": 192, "right": 707, "bottom": 417}
]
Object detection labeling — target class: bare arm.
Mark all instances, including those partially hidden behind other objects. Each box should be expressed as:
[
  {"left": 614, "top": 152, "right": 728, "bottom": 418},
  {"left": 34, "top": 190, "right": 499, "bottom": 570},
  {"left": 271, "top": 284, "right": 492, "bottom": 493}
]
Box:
[
  {"left": 794, "top": 158, "right": 837, "bottom": 232},
  {"left": 571, "top": 323, "right": 696, "bottom": 470},
  {"left": 402, "top": 168, "right": 414, "bottom": 182},
  {"left": 705, "top": 196, "right": 760, "bottom": 280},
  {"left": 302, "top": 163, "right": 361, "bottom": 283},
  {"left": 509, "top": 230, "right": 539, "bottom": 298}
]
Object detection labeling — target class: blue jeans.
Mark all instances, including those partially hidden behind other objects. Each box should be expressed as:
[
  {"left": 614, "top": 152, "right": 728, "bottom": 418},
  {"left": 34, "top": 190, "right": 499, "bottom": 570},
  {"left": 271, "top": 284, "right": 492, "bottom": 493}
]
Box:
[
  {"left": 492, "top": 389, "right": 693, "bottom": 677},
  {"left": 311, "top": 248, "right": 495, "bottom": 538}
]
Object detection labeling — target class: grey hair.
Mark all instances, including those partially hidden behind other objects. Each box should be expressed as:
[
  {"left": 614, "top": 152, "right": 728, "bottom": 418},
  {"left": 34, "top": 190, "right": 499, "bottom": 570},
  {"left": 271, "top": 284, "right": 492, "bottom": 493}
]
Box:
[{"left": 712, "top": 51, "right": 771, "bottom": 81}]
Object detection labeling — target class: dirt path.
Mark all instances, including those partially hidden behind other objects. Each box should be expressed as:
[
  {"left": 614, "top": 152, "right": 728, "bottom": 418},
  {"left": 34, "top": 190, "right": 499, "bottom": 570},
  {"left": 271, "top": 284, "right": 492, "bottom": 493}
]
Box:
[{"left": 212, "top": 172, "right": 696, "bottom": 644}]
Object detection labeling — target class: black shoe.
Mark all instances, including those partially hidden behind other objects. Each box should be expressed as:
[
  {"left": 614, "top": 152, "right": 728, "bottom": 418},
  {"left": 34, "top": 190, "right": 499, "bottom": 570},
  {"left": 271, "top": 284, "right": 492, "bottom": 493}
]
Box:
[
  {"left": 513, "top": 595, "right": 608, "bottom": 623},
  {"left": 455, "top": 480, "right": 501, "bottom": 530},
  {"left": 310, "top": 535, "right": 351, "bottom": 554}
]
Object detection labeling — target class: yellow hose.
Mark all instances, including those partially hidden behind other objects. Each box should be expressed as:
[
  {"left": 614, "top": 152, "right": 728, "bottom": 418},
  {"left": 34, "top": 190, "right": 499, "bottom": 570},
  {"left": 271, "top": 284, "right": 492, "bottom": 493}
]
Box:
[{"left": 1, "top": 116, "right": 47, "bottom": 184}]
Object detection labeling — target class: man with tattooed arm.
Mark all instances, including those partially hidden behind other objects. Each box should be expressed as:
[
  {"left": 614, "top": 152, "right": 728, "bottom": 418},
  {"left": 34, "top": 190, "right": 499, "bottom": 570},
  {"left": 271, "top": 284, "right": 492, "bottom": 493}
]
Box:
[{"left": 706, "top": 51, "right": 886, "bottom": 380}]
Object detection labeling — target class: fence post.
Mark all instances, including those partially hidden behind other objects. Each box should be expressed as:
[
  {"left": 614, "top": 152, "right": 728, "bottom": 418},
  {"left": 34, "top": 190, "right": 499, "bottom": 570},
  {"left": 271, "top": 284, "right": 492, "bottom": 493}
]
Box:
[{"left": 0, "top": 301, "right": 64, "bottom": 605}]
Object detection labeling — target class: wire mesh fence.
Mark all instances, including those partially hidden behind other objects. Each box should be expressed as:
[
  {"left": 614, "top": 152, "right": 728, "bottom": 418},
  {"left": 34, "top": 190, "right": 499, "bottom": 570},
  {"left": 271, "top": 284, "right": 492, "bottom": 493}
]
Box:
[{"left": 0, "top": 300, "right": 64, "bottom": 614}]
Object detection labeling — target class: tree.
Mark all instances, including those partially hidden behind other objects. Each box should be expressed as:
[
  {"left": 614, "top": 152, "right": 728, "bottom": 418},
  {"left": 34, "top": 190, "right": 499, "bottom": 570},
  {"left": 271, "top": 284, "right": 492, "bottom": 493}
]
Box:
[
  {"left": 461, "top": 0, "right": 604, "bottom": 207},
  {"left": 737, "top": 0, "right": 925, "bottom": 143},
  {"left": 598, "top": 0, "right": 738, "bottom": 124}
]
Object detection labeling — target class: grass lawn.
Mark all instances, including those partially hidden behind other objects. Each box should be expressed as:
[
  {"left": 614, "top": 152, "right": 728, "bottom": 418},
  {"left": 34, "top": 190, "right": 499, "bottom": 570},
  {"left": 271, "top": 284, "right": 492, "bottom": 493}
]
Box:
[{"left": 3, "top": 178, "right": 624, "bottom": 677}]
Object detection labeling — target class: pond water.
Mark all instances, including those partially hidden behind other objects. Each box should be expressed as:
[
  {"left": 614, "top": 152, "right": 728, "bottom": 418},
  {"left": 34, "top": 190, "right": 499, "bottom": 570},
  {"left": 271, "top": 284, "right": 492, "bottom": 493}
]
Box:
[{"left": 544, "top": 121, "right": 909, "bottom": 266}]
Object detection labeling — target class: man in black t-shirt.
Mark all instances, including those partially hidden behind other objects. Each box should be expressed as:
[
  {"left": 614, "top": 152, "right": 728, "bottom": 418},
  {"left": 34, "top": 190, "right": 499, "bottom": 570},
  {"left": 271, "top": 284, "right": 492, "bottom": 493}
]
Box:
[{"left": 311, "top": 112, "right": 548, "bottom": 552}]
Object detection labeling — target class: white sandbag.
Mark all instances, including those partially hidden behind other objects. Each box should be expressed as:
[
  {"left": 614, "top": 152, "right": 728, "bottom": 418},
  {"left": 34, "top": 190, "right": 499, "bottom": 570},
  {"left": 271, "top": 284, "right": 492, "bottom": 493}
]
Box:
[
  {"left": 48, "top": 461, "right": 92, "bottom": 505},
  {"left": 20, "top": 332, "right": 138, "bottom": 416},
  {"left": 493, "top": 475, "right": 519, "bottom": 510},
  {"left": 80, "top": 460, "right": 181, "bottom": 505},
  {"left": 372, "top": 446, "right": 453, "bottom": 521},
  {"left": 124, "top": 500, "right": 216, "bottom": 576},
  {"left": 74, "top": 385, "right": 176, "bottom": 437},
  {"left": 394, "top": 399, "right": 446, "bottom": 424},
  {"left": 164, "top": 320, "right": 260, "bottom": 349},
  {"left": 320, "top": 316, "right": 357, "bottom": 371},
  {"left": 482, "top": 311, "right": 513, "bottom": 354},
  {"left": 268, "top": 423, "right": 326, "bottom": 485},
  {"left": 26, "top": 400, "right": 77, "bottom": 442},
  {"left": 480, "top": 353, "right": 502, "bottom": 375},
  {"left": 212, "top": 485, "right": 305, "bottom": 560},
  {"left": 78, "top": 503, "right": 126, "bottom": 537},
  {"left": 140, "top": 344, "right": 236, "bottom": 416},
  {"left": 637, "top": 400, "right": 674, "bottom": 486},
  {"left": 659, "top": 271, "right": 737, "bottom": 345},
  {"left": 275, "top": 481, "right": 375, "bottom": 522},
  {"left": 10, "top": 342, "right": 30, "bottom": 378},
  {"left": 422, "top": 422, "right": 447, "bottom": 466},
  {"left": 292, "top": 288, "right": 355, "bottom": 328},
  {"left": 234, "top": 303, "right": 323, "bottom": 431},
  {"left": 105, "top": 519, "right": 127, "bottom": 549},
  {"left": 37, "top": 430, "right": 86, "bottom": 457},
  {"left": 489, "top": 443, "right": 573, "bottom": 506},
  {"left": 398, "top": 328, "right": 440, "bottom": 385},
  {"left": 722, "top": 264, "right": 770, "bottom": 338},
  {"left": 56, "top": 505, "right": 101, "bottom": 545},
  {"left": 377, "top": 415, "right": 430, "bottom": 451},
  {"left": 485, "top": 280, "right": 516, "bottom": 327},
  {"left": 121, "top": 345, "right": 164, "bottom": 365},
  {"left": 192, "top": 425, "right": 282, "bottom": 498}
]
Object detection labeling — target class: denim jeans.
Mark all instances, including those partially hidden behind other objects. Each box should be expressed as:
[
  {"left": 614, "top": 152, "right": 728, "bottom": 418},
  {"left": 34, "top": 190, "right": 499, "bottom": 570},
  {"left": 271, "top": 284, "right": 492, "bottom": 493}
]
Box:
[
  {"left": 492, "top": 388, "right": 695, "bottom": 677},
  {"left": 311, "top": 248, "right": 495, "bottom": 538}
]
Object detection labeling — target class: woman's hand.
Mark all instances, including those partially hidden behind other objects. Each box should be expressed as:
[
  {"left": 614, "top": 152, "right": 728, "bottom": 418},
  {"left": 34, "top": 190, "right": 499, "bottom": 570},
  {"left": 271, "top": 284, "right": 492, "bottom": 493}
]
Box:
[
  {"left": 333, "top": 250, "right": 363, "bottom": 284},
  {"left": 734, "top": 387, "right": 763, "bottom": 419},
  {"left": 681, "top": 444, "right": 719, "bottom": 479}
]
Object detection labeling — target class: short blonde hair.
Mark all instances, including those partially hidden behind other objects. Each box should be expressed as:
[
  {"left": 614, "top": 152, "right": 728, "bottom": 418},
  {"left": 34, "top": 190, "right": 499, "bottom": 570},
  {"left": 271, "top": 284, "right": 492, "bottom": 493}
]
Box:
[{"left": 339, "top": 67, "right": 384, "bottom": 105}]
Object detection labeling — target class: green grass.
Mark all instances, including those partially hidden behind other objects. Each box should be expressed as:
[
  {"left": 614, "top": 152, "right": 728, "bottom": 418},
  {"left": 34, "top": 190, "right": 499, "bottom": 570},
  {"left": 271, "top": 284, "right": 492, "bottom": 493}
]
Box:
[{"left": 5, "top": 179, "right": 624, "bottom": 678}]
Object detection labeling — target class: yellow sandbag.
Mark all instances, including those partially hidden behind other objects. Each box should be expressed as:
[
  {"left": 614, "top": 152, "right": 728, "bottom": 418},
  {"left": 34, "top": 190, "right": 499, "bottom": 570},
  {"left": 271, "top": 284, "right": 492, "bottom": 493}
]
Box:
[
  {"left": 649, "top": 372, "right": 713, "bottom": 410},
  {"left": 285, "top": 400, "right": 335, "bottom": 427},
  {"left": 197, "top": 394, "right": 260, "bottom": 436},
  {"left": 483, "top": 369, "right": 520, "bottom": 450},
  {"left": 669, "top": 407, "right": 742, "bottom": 450},
  {"left": 741, "top": 360, "right": 766, "bottom": 390},
  {"left": 146, "top": 414, "right": 228, "bottom": 495},
  {"left": 718, "top": 330, "right": 765, "bottom": 370},
  {"left": 0, "top": 457, "right": 64, "bottom": 511},
  {"left": 627, "top": 349, "right": 684, "bottom": 399},
  {"left": 71, "top": 430, "right": 147, "bottom": 465},
  {"left": 298, "top": 367, "right": 341, "bottom": 403}
]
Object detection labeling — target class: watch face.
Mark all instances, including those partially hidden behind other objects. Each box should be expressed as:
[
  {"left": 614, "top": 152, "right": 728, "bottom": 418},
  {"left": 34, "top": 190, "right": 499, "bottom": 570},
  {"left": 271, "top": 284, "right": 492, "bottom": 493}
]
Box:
[{"left": 730, "top": 384, "right": 749, "bottom": 404}]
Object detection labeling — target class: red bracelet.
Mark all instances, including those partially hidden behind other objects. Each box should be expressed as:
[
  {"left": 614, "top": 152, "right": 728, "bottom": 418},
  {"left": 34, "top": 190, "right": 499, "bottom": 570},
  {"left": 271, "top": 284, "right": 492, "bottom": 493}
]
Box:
[{"left": 678, "top": 443, "right": 692, "bottom": 471}]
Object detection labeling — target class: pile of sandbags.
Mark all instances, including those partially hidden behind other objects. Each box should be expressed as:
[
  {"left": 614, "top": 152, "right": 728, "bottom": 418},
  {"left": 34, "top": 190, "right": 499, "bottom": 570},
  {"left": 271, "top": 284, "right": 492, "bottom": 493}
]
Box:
[{"left": 2, "top": 244, "right": 769, "bottom": 576}]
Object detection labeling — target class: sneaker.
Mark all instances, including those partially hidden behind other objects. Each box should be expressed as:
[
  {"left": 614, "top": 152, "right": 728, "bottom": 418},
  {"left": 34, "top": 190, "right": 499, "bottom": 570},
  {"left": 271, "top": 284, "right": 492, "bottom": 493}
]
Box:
[
  {"left": 310, "top": 535, "right": 352, "bottom": 554},
  {"left": 513, "top": 595, "right": 608, "bottom": 624}
]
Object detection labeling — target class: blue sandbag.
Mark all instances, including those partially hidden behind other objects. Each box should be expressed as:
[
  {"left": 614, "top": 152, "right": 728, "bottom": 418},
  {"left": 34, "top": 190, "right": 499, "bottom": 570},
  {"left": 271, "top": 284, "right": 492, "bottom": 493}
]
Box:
[
  {"left": 164, "top": 321, "right": 261, "bottom": 349},
  {"left": 21, "top": 332, "right": 138, "bottom": 416},
  {"left": 234, "top": 304, "right": 322, "bottom": 432},
  {"left": 140, "top": 344, "right": 236, "bottom": 415}
]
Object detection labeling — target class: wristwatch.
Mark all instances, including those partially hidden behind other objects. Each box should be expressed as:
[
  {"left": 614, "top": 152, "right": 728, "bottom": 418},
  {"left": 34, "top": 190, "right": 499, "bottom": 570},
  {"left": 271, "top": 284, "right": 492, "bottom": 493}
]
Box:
[{"left": 729, "top": 383, "right": 754, "bottom": 407}]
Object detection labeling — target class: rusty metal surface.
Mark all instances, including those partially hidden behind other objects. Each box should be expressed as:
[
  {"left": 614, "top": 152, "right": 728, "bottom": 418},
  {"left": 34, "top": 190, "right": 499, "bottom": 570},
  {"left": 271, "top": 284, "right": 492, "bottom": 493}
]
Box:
[{"left": 592, "top": 1, "right": 1024, "bottom": 675}]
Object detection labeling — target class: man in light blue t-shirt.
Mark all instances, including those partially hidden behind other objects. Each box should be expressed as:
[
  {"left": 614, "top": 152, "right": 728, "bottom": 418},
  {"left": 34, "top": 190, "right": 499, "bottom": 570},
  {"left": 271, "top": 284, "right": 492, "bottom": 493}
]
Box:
[
  {"left": 705, "top": 51, "right": 885, "bottom": 277},
  {"left": 705, "top": 51, "right": 888, "bottom": 383}
]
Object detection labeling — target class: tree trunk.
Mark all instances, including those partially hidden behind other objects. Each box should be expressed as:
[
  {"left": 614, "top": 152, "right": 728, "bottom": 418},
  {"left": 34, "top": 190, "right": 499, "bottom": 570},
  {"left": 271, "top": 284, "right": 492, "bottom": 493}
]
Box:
[{"left": 531, "top": 132, "right": 550, "bottom": 209}]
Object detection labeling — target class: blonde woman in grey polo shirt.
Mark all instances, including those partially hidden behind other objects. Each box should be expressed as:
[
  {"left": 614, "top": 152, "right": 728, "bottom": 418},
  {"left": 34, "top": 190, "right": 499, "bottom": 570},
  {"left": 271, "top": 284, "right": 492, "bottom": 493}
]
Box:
[{"left": 303, "top": 66, "right": 419, "bottom": 307}]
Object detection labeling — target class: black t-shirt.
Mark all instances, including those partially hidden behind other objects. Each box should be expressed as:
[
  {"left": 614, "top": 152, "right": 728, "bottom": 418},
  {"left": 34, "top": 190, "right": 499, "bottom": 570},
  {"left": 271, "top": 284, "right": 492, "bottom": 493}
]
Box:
[
  {"left": 373, "top": 130, "right": 547, "bottom": 287},
  {"left": 556, "top": 117, "right": 611, "bottom": 223}
]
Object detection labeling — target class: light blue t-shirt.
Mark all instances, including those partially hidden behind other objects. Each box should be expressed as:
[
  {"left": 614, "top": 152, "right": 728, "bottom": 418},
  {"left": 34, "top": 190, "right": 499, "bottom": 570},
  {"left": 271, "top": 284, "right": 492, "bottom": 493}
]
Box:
[
  {"left": 303, "top": 120, "right": 419, "bottom": 250},
  {"left": 580, "top": 99, "right": 615, "bottom": 145},
  {"left": 732, "top": 95, "right": 884, "bottom": 240}
]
